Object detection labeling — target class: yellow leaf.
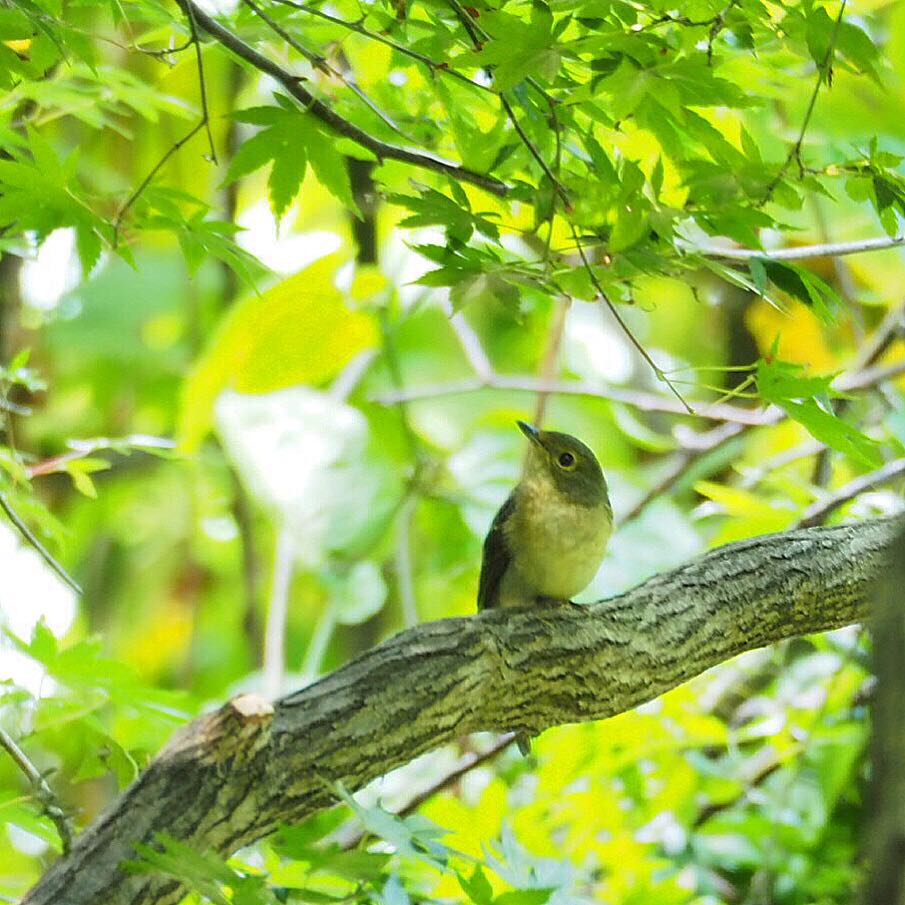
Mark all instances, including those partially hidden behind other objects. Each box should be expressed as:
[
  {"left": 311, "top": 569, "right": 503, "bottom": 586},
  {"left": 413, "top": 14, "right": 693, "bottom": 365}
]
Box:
[
  {"left": 178, "top": 254, "right": 378, "bottom": 451},
  {"left": 746, "top": 298, "right": 838, "bottom": 370}
]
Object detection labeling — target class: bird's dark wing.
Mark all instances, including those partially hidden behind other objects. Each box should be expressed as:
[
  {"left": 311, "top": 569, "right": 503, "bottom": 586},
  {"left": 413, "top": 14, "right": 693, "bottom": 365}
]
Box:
[{"left": 477, "top": 491, "right": 516, "bottom": 610}]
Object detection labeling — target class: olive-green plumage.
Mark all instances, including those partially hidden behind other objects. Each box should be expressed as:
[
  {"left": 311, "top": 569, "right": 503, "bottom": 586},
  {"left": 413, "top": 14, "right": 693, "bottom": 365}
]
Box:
[{"left": 477, "top": 421, "right": 613, "bottom": 755}]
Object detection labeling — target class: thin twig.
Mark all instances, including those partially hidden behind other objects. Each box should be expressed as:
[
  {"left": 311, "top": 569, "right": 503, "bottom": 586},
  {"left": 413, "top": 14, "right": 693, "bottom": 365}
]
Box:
[
  {"left": 375, "top": 333, "right": 905, "bottom": 424},
  {"left": 446, "top": 308, "right": 494, "bottom": 380},
  {"left": 113, "top": 120, "right": 205, "bottom": 241},
  {"left": 532, "top": 296, "right": 570, "bottom": 427},
  {"left": 500, "top": 93, "right": 568, "bottom": 205},
  {"left": 620, "top": 330, "right": 905, "bottom": 525},
  {"left": 686, "top": 233, "right": 905, "bottom": 262},
  {"left": 263, "top": 524, "right": 295, "bottom": 699},
  {"left": 0, "top": 490, "right": 82, "bottom": 594},
  {"left": 271, "top": 0, "right": 494, "bottom": 95},
  {"left": 738, "top": 440, "right": 824, "bottom": 490},
  {"left": 184, "top": 0, "right": 218, "bottom": 164},
  {"left": 0, "top": 725, "right": 74, "bottom": 854},
  {"left": 618, "top": 421, "right": 746, "bottom": 527},
  {"left": 761, "top": 0, "right": 848, "bottom": 203},
  {"left": 839, "top": 358, "right": 905, "bottom": 392},
  {"left": 568, "top": 223, "right": 693, "bottom": 412},
  {"left": 444, "top": 0, "right": 553, "bottom": 107},
  {"left": 395, "top": 497, "right": 418, "bottom": 628},
  {"left": 443, "top": 0, "right": 564, "bottom": 204},
  {"left": 850, "top": 301, "right": 905, "bottom": 373},
  {"left": 241, "top": 0, "right": 408, "bottom": 139},
  {"left": 329, "top": 349, "right": 378, "bottom": 402},
  {"left": 694, "top": 756, "right": 782, "bottom": 829},
  {"left": 136, "top": 36, "right": 195, "bottom": 59},
  {"left": 797, "top": 458, "right": 905, "bottom": 529},
  {"left": 176, "top": 0, "right": 509, "bottom": 197},
  {"left": 341, "top": 733, "right": 515, "bottom": 849}
]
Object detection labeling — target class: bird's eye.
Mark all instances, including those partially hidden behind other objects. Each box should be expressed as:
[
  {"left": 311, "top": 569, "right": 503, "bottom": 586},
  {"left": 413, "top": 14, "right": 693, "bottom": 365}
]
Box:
[{"left": 558, "top": 452, "right": 576, "bottom": 469}]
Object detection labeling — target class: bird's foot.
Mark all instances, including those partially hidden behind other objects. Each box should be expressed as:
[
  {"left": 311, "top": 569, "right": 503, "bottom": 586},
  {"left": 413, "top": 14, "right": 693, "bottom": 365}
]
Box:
[
  {"left": 536, "top": 595, "right": 567, "bottom": 607},
  {"left": 514, "top": 731, "right": 533, "bottom": 756},
  {"left": 535, "top": 596, "right": 587, "bottom": 611}
]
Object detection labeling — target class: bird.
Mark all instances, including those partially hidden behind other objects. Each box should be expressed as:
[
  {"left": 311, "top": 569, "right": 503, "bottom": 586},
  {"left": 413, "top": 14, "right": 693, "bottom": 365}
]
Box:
[{"left": 477, "top": 420, "right": 613, "bottom": 754}]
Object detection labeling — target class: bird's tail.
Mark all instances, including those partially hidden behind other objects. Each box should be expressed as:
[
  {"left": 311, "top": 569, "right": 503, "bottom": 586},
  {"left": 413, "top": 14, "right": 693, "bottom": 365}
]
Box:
[{"left": 515, "top": 731, "right": 532, "bottom": 756}]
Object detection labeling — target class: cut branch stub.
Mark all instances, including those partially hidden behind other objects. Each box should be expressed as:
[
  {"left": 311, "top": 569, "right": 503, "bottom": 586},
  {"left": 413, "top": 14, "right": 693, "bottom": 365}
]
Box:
[{"left": 24, "top": 516, "right": 898, "bottom": 905}]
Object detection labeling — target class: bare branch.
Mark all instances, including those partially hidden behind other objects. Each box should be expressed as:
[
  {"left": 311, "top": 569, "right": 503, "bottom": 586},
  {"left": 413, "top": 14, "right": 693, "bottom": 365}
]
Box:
[
  {"left": 618, "top": 421, "right": 747, "bottom": 527},
  {"left": 621, "top": 323, "right": 905, "bottom": 525},
  {"left": 798, "top": 458, "right": 905, "bottom": 529},
  {"left": 339, "top": 733, "right": 515, "bottom": 850},
  {"left": 373, "top": 374, "right": 769, "bottom": 424},
  {"left": 687, "top": 233, "right": 905, "bottom": 262},
  {"left": 0, "top": 490, "right": 82, "bottom": 594},
  {"left": 446, "top": 308, "right": 494, "bottom": 380}
]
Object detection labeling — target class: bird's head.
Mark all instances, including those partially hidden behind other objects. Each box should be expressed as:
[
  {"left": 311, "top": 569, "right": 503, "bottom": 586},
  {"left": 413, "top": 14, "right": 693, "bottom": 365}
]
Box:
[{"left": 517, "top": 421, "right": 609, "bottom": 508}]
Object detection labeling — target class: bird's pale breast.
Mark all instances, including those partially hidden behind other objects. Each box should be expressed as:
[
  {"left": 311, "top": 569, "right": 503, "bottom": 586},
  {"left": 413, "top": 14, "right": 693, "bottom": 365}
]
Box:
[{"left": 501, "top": 485, "right": 611, "bottom": 604}]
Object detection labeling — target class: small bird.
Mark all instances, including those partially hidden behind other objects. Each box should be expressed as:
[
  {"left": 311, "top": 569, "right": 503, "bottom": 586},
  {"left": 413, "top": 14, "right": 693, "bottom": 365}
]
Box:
[{"left": 477, "top": 421, "right": 613, "bottom": 753}]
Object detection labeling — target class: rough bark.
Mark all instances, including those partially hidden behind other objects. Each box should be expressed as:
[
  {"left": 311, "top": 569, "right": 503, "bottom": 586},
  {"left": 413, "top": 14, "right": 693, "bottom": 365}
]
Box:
[{"left": 24, "top": 517, "right": 899, "bottom": 905}]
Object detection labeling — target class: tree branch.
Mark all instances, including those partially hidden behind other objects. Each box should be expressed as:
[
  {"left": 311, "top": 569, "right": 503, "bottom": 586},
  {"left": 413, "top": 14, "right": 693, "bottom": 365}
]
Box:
[
  {"left": 23, "top": 517, "right": 898, "bottom": 905},
  {"left": 374, "top": 374, "right": 767, "bottom": 423},
  {"left": 687, "top": 233, "right": 905, "bottom": 262},
  {"left": 0, "top": 726, "right": 74, "bottom": 855},
  {"left": 176, "top": 0, "right": 509, "bottom": 197},
  {"left": 797, "top": 458, "right": 905, "bottom": 528}
]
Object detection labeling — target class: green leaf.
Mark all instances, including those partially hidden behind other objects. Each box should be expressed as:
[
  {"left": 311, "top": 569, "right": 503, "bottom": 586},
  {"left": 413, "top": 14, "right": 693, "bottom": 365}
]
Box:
[
  {"left": 459, "top": 866, "right": 494, "bottom": 905},
  {"left": 699, "top": 258, "right": 786, "bottom": 312},
  {"left": 780, "top": 398, "right": 882, "bottom": 468},
  {"left": 494, "top": 891, "right": 554, "bottom": 905},
  {"left": 301, "top": 126, "right": 359, "bottom": 215},
  {"left": 754, "top": 259, "right": 844, "bottom": 324},
  {"left": 125, "top": 835, "right": 245, "bottom": 905},
  {"left": 335, "top": 783, "right": 453, "bottom": 868},
  {"left": 757, "top": 359, "right": 882, "bottom": 467},
  {"left": 223, "top": 106, "right": 310, "bottom": 218}
]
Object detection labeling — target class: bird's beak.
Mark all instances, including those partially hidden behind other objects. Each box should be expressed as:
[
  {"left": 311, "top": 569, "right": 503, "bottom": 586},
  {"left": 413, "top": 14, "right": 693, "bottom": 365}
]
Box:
[{"left": 517, "top": 421, "right": 542, "bottom": 446}]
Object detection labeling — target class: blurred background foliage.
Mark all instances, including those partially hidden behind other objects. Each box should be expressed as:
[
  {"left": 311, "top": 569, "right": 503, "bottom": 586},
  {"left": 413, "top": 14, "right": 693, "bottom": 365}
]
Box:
[{"left": 0, "top": 0, "right": 904, "bottom": 900}]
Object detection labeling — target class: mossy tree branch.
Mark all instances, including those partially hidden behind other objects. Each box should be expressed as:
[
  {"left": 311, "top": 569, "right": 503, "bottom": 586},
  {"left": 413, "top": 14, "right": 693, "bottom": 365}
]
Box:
[{"left": 24, "top": 517, "right": 899, "bottom": 905}]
